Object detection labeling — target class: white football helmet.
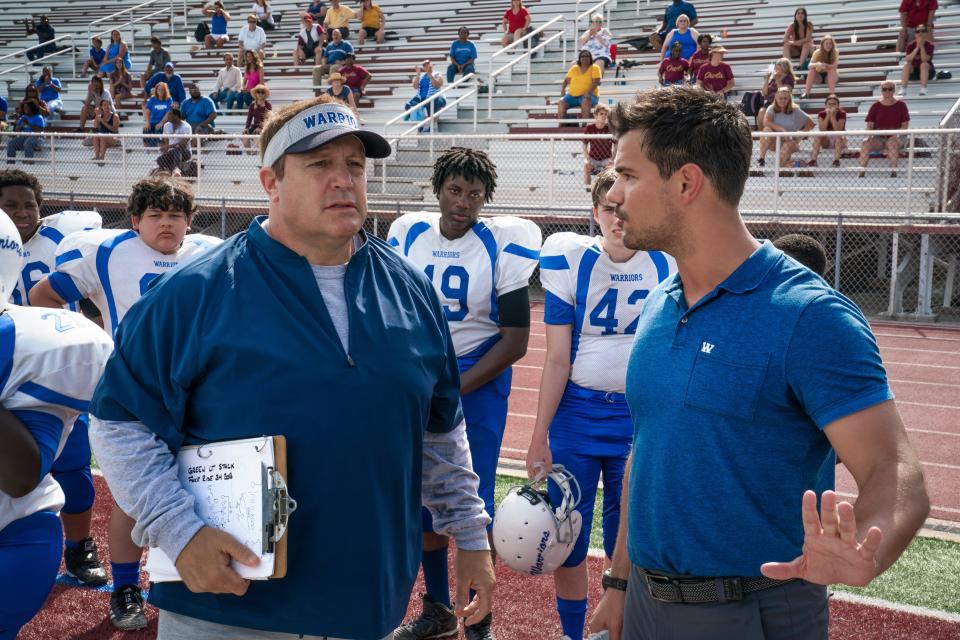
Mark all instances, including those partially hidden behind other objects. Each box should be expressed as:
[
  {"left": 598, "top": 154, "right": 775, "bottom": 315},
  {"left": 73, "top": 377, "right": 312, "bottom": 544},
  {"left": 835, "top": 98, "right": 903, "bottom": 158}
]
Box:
[
  {"left": 493, "top": 465, "right": 582, "bottom": 576},
  {"left": 42, "top": 210, "right": 103, "bottom": 236},
  {"left": 0, "top": 210, "right": 24, "bottom": 309}
]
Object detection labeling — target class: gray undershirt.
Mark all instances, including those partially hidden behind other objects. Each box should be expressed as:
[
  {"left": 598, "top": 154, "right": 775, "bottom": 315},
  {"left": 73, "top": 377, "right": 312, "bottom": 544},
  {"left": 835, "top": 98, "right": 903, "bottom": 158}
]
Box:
[{"left": 311, "top": 262, "right": 350, "bottom": 351}]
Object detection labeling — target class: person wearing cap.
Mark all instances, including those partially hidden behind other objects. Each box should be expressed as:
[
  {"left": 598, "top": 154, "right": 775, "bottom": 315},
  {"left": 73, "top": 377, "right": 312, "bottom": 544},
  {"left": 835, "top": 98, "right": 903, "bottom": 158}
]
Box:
[
  {"left": 238, "top": 13, "right": 268, "bottom": 61},
  {"left": 295, "top": 12, "right": 325, "bottom": 67},
  {"left": 144, "top": 62, "right": 186, "bottom": 106},
  {"left": 447, "top": 27, "right": 478, "bottom": 84},
  {"left": 338, "top": 52, "right": 371, "bottom": 98},
  {"left": 140, "top": 36, "right": 171, "bottom": 89},
  {"left": 82, "top": 37, "right": 106, "bottom": 78},
  {"left": 202, "top": 0, "right": 232, "bottom": 48},
  {"left": 326, "top": 71, "right": 358, "bottom": 114},
  {"left": 695, "top": 45, "right": 734, "bottom": 97},
  {"left": 86, "top": 94, "right": 496, "bottom": 640}
]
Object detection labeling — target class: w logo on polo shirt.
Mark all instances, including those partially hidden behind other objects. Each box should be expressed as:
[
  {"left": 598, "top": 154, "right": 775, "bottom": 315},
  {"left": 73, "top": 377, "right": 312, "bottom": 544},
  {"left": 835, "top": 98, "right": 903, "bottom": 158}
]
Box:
[{"left": 701, "top": 341, "right": 715, "bottom": 354}]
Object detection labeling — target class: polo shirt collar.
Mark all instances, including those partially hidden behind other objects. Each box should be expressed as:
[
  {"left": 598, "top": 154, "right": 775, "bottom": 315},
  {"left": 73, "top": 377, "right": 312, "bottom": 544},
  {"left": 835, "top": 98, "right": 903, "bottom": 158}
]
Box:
[
  {"left": 247, "top": 215, "right": 370, "bottom": 264},
  {"left": 717, "top": 240, "right": 780, "bottom": 294}
]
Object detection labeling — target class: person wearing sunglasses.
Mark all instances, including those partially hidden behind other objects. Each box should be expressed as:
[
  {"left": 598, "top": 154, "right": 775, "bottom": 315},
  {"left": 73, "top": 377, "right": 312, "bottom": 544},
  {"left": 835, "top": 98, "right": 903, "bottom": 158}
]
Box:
[
  {"left": 858, "top": 82, "right": 910, "bottom": 178},
  {"left": 579, "top": 14, "right": 614, "bottom": 73},
  {"left": 899, "top": 24, "right": 934, "bottom": 96}
]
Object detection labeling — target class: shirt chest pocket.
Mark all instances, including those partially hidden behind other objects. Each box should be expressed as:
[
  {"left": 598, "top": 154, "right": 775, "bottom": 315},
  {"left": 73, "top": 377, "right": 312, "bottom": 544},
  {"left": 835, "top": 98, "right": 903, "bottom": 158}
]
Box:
[{"left": 683, "top": 348, "right": 770, "bottom": 422}]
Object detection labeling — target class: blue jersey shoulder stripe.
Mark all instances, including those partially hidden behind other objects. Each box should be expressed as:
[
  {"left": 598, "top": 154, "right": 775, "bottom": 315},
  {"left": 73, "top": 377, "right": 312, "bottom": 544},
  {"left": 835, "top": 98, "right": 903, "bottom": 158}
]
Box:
[
  {"left": 471, "top": 221, "right": 500, "bottom": 324},
  {"left": 503, "top": 243, "right": 540, "bottom": 261},
  {"left": 0, "top": 313, "right": 15, "bottom": 396},
  {"left": 386, "top": 237, "right": 399, "bottom": 248},
  {"left": 47, "top": 272, "right": 85, "bottom": 304},
  {"left": 649, "top": 251, "right": 671, "bottom": 283},
  {"left": 18, "top": 381, "right": 91, "bottom": 412},
  {"left": 571, "top": 243, "right": 603, "bottom": 364},
  {"left": 96, "top": 230, "right": 137, "bottom": 335},
  {"left": 38, "top": 225, "right": 64, "bottom": 244},
  {"left": 55, "top": 248, "right": 83, "bottom": 267},
  {"left": 544, "top": 290, "right": 575, "bottom": 325},
  {"left": 403, "top": 221, "right": 432, "bottom": 257},
  {"left": 539, "top": 255, "right": 569, "bottom": 270}
]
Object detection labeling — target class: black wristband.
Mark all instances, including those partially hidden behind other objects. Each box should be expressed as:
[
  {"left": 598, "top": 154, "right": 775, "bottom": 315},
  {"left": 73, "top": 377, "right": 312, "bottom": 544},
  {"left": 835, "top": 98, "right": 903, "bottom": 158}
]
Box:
[{"left": 602, "top": 568, "right": 628, "bottom": 592}]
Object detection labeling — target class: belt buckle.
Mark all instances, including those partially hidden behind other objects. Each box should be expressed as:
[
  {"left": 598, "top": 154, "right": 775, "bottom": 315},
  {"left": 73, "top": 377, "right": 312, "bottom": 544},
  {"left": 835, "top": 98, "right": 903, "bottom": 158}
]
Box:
[
  {"left": 603, "top": 392, "right": 616, "bottom": 404},
  {"left": 645, "top": 572, "right": 683, "bottom": 603},
  {"left": 723, "top": 577, "right": 744, "bottom": 602}
]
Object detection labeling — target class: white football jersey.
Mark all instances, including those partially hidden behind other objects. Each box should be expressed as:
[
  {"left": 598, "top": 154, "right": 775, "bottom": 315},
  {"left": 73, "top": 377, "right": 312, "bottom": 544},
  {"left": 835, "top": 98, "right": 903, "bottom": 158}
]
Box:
[
  {"left": 539, "top": 233, "right": 677, "bottom": 393},
  {"left": 12, "top": 211, "right": 103, "bottom": 307},
  {"left": 387, "top": 212, "right": 542, "bottom": 357},
  {"left": 51, "top": 230, "right": 222, "bottom": 335},
  {"left": 0, "top": 305, "right": 114, "bottom": 531}
]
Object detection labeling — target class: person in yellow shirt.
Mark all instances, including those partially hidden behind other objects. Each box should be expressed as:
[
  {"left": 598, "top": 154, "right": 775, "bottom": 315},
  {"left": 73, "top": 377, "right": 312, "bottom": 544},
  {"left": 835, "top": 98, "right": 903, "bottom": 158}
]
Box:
[
  {"left": 558, "top": 49, "right": 602, "bottom": 123},
  {"left": 357, "top": 0, "right": 385, "bottom": 44},
  {"left": 324, "top": 0, "right": 356, "bottom": 40}
]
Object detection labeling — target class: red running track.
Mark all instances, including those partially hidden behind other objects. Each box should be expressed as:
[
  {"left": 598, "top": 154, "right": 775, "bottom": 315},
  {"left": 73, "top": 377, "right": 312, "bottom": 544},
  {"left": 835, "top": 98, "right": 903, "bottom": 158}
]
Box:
[{"left": 502, "top": 304, "right": 960, "bottom": 526}]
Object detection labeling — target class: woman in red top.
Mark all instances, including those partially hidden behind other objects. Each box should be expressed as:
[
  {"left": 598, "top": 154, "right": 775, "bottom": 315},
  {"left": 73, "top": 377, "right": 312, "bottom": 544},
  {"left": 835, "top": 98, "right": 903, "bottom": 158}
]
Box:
[
  {"left": 658, "top": 41, "right": 689, "bottom": 86},
  {"left": 809, "top": 94, "right": 846, "bottom": 167},
  {"left": 688, "top": 33, "right": 712, "bottom": 78},
  {"left": 782, "top": 7, "right": 814, "bottom": 68},
  {"left": 501, "top": 0, "right": 531, "bottom": 47},
  {"left": 899, "top": 25, "right": 934, "bottom": 96},
  {"left": 858, "top": 82, "right": 911, "bottom": 177}
]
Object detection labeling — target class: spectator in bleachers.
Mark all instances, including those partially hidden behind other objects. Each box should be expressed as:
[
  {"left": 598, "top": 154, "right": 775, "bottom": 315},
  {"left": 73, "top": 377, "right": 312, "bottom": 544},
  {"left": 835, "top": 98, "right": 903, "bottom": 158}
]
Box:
[
  {"left": 405, "top": 60, "right": 445, "bottom": 120},
  {"left": 324, "top": 0, "right": 356, "bottom": 40},
  {"left": 142, "top": 81, "right": 173, "bottom": 148},
  {"left": 145, "top": 62, "right": 186, "bottom": 107},
  {"left": 659, "top": 13, "right": 699, "bottom": 60},
  {"left": 558, "top": 49, "right": 602, "bottom": 123},
  {"left": 339, "top": 52, "right": 371, "bottom": 98},
  {"left": 447, "top": 27, "right": 478, "bottom": 84},
  {"left": 898, "top": 0, "right": 937, "bottom": 53},
  {"left": 79, "top": 76, "right": 113, "bottom": 133},
  {"left": 91, "top": 98, "right": 120, "bottom": 161},
  {"left": 181, "top": 83, "right": 219, "bottom": 135},
  {"left": 241, "top": 51, "right": 265, "bottom": 108},
  {"left": 210, "top": 53, "right": 244, "bottom": 110},
  {"left": 808, "top": 94, "right": 846, "bottom": 167},
  {"left": 82, "top": 37, "right": 106, "bottom": 78},
  {"left": 307, "top": 0, "right": 328, "bottom": 21},
  {"left": 899, "top": 24, "right": 934, "bottom": 96},
  {"left": 695, "top": 45, "right": 734, "bottom": 97},
  {"left": 203, "top": 1, "right": 232, "bottom": 49},
  {"left": 156, "top": 108, "right": 193, "bottom": 176},
  {"left": 99, "top": 30, "right": 132, "bottom": 77},
  {"left": 801, "top": 35, "right": 839, "bottom": 98},
  {"left": 314, "top": 28, "right": 354, "bottom": 81},
  {"left": 859, "top": 81, "right": 910, "bottom": 177},
  {"left": 35, "top": 67, "right": 63, "bottom": 117},
  {"left": 659, "top": 41, "right": 690, "bottom": 86},
  {"left": 295, "top": 14, "right": 325, "bottom": 66},
  {"left": 782, "top": 7, "right": 814, "bottom": 70},
  {"left": 326, "top": 71, "right": 358, "bottom": 114},
  {"left": 24, "top": 15, "right": 57, "bottom": 61},
  {"left": 6, "top": 101, "right": 44, "bottom": 162},
  {"left": 501, "top": 0, "right": 532, "bottom": 47},
  {"left": 579, "top": 14, "right": 614, "bottom": 74},
  {"left": 239, "top": 14, "right": 268, "bottom": 61},
  {"left": 582, "top": 103, "right": 614, "bottom": 187},
  {"left": 242, "top": 83, "right": 271, "bottom": 152},
  {"left": 110, "top": 65, "right": 134, "bottom": 104},
  {"left": 140, "top": 37, "right": 171, "bottom": 90},
  {"left": 756, "top": 58, "right": 796, "bottom": 129},
  {"left": 757, "top": 86, "right": 813, "bottom": 168},
  {"left": 16, "top": 85, "right": 50, "bottom": 120},
  {"left": 357, "top": 0, "right": 385, "bottom": 45},
  {"left": 688, "top": 32, "right": 711, "bottom": 77},
  {"left": 650, "top": 0, "right": 697, "bottom": 52},
  {"left": 252, "top": 0, "right": 277, "bottom": 30}
]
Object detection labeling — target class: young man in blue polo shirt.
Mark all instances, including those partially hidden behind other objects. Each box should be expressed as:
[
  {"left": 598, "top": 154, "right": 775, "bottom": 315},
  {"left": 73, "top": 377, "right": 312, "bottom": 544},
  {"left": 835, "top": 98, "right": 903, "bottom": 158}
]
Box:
[{"left": 589, "top": 85, "right": 929, "bottom": 640}]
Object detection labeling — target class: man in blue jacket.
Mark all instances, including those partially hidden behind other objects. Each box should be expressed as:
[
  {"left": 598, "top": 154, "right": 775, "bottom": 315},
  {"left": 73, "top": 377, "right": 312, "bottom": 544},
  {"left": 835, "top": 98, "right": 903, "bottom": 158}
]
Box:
[{"left": 143, "top": 61, "right": 186, "bottom": 106}]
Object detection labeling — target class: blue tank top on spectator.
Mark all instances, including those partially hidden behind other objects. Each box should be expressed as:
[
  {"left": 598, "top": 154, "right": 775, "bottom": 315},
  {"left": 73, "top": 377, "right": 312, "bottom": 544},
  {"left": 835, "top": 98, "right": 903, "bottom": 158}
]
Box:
[
  {"left": 418, "top": 73, "right": 439, "bottom": 100},
  {"left": 146, "top": 97, "right": 173, "bottom": 126},
  {"left": 324, "top": 40, "right": 353, "bottom": 64},
  {"left": 326, "top": 84, "right": 352, "bottom": 101},
  {"left": 449, "top": 40, "right": 477, "bottom": 66},
  {"left": 34, "top": 77, "right": 61, "bottom": 103},
  {"left": 90, "top": 47, "right": 106, "bottom": 65},
  {"left": 211, "top": 13, "right": 228, "bottom": 35},
  {"left": 106, "top": 41, "right": 132, "bottom": 70},
  {"left": 666, "top": 29, "right": 697, "bottom": 59}
]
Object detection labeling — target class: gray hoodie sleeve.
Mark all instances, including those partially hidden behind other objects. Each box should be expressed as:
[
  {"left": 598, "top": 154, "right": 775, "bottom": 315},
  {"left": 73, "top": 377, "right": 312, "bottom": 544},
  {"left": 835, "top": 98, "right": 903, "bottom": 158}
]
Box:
[
  {"left": 421, "top": 420, "right": 491, "bottom": 551},
  {"left": 88, "top": 417, "right": 205, "bottom": 562}
]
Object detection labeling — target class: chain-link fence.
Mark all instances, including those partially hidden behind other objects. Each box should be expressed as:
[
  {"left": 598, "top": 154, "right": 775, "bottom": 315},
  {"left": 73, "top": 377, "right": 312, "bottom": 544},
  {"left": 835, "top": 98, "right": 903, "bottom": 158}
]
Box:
[{"left": 11, "top": 128, "right": 960, "bottom": 322}]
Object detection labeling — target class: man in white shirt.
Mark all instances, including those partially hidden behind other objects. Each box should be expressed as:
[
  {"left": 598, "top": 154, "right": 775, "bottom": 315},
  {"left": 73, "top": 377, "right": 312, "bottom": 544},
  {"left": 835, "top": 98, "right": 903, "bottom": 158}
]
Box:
[
  {"left": 158, "top": 108, "right": 193, "bottom": 176},
  {"left": 209, "top": 53, "right": 243, "bottom": 110},
  {"left": 238, "top": 14, "right": 268, "bottom": 61}
]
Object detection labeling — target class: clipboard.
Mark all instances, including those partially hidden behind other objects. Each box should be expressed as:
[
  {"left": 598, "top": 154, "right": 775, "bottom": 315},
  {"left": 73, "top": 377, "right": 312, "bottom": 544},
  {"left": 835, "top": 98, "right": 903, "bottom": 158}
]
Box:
[{"left": 145, "top": 435, "right": 298, "bottom": 582}]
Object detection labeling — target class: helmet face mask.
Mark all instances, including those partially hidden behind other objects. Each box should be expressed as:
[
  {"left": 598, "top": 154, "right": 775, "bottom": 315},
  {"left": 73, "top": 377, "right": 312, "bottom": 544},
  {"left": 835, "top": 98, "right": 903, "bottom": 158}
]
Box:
[
  {"left": 0, "top": 211, "right": 24, "bottom": 309},
  {"left": 493, "top": 465, "right": 582, "bottom": 576}
]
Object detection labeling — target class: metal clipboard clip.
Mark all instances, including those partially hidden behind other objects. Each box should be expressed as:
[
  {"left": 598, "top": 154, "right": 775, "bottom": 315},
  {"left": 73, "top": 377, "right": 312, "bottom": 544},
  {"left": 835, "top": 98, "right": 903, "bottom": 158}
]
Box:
[{"left": 261, "top": 463, "right": 298, "bottom": 554}]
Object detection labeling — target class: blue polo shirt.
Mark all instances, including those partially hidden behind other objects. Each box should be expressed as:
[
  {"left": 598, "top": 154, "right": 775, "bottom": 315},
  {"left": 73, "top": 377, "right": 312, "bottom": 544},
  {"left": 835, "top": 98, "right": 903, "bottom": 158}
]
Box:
[
  {"left": 662, "top": 0, "right": 698, "bottom": 33},
  {"left": 180, "top": 95, "right": 217, "bottom": 126},
  {"left": 90, "top": 218, "right": 463, "bottom": 638},
  {"left": 625, "top": 241, "right": 892, "bottom": 577},
  {"left": 145, "top": 71, "right": 186, "bottom": 105},
  {"left": 449, "top": 39, "right": 477, "bottom": 65},
  {"left": 34, "top": 77, "right": 61, "bottom": 103},
  {"left": 323, "top": 40, "right": 354, "bottom": 64}
]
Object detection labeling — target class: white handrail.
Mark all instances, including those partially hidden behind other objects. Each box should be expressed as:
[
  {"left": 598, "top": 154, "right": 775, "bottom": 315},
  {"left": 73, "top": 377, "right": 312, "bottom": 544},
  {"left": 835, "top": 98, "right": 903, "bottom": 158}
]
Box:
[
  {"left": 486, "top": 16, "right": 566, "bottom": 119},
  {"left": 0, "top": 35, "right": 77, "bottom": 84},
  {"left": 572, "top": 0, "right": 614, "bottom": 66},
  {"left": 88, "top": 0, "right": 186, "bottom": 50},
  {"left": 488, "top": 30, "right": 565, "bottom": 118},
  {"left": 382, "top": 72, "right": 477, "bottom": 133}
]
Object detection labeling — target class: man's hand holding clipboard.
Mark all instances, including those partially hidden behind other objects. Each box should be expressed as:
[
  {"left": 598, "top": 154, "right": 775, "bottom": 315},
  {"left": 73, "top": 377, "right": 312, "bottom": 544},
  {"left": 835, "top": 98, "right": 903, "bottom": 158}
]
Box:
[{"left": 176, "top": 527, "right": 262, "bottom": 596}]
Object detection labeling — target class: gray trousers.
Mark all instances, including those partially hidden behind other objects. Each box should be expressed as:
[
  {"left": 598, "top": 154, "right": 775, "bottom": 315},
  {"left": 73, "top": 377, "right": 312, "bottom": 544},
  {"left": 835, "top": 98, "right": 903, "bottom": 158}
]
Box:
[
  {"left": 622, "top": 566, "right": 829, "bottom": 640},
  {"left": 158, "top": 609, "right": 393, "bottom": 640}
]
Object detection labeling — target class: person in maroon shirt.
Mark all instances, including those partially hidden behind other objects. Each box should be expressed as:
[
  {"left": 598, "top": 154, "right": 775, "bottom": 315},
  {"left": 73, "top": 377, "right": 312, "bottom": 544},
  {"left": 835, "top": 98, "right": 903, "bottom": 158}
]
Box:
[
  {"left": 501, "top": 0, "right": 531, "bottom": 47},
  {"left": 659, "top": 41, "right": 690, "bottom": 85},
  {"left": 899, "top": 0, "right": 937, "bottom": 52},
  {"left": 695, "top": 46, "right": 734, "bottom": 97},
  {"left": 241, "top": 83, "right": 271, "bottom": 154},
  {"left": 688, "top": 33, "right": 711, "bottom": 77},
  {"left": 582, "top": 103, "right": 615, "bottom": 187},
  {"left": 338, "top": 52, "right": 371, "bottom": 98},
  {"left": 858, "top": 82, "right": 910, "bottom": 177},
  {"left": 809, "top": 94, "right": 846, "bottom": 167},
  {"left": 899, "top": 25, "right": 934, "bottom": 96}
]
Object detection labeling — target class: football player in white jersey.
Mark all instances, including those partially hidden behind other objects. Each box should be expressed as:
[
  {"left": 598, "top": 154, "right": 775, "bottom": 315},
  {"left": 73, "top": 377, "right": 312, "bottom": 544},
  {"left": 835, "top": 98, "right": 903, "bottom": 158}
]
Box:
[
  {"left": 0, "top": 211, "right": 114, "bottom": 639},
  {"left": 1, "top": 169, "right": 110, "bottom": 588},
  {"left": 30, "top": 176, "right": 222, "bottom": 631},
  {"left": 526, "top": 169, "right": 677, "bottom": 640},
  {"left": 388, "top": 148, "right": 541, "bottom": 640}
]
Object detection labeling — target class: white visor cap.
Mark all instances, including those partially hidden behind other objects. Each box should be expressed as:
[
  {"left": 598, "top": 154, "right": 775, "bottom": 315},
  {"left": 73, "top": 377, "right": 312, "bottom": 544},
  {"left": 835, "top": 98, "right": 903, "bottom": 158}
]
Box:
[{"left": 261, "top": 103, "right": 391, "bottom": 168}]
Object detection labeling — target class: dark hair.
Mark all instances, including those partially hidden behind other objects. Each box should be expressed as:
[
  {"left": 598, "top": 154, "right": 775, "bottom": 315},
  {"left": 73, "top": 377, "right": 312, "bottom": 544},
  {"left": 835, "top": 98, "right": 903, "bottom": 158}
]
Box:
[
  {"left": 0, "top": 169, "right": 43, "bottom": 206},
  {"left": 578, "top": 49, "right": 594, "bottom": 64},
  {"left": 150, "top": 36, "right": 161, "bottom": 45},
  {"left": 773, "top": 233, "right": 826, "bottom": 276},
  {"left": 431, "top": 147, "right": 498, "bottom": 203},
  {"left": 168, "top": 107, "right": 183, "bottom": 119},
  {"left": 609, "top": 85, "right": 752, "bottom": 206},
  {"left": 127, "top": 176, "right": 196, "bottom": 219},
  {"left": 824, "top": 93, "right": 840, "bottom": 105},
  {"left": 792, "top": 7, "right": 811, "bottom": 41},
  {"left": 591, "top": 167, "right": 617, "bottom": 208},
  {"left": 697, "top": 33, "right": 713, "bottom": 45}
]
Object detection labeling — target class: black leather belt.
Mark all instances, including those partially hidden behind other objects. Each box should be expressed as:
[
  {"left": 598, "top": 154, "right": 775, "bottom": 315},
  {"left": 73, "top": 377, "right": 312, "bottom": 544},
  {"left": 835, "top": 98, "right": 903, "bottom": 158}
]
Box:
[{"left": 639, "top": 568, "right": 792, "bottom": 604}]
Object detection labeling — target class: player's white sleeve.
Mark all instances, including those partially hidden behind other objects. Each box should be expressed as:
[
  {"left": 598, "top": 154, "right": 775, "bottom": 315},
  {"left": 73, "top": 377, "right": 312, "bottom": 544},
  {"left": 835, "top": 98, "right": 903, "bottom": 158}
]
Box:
[
  {"left": 41, "top": 210, "right": 103, "bottom": 235},
  {"left": 490, "top": 216, "right": 542, "bottom": 296},
  {"left": 539, "top": 232, "right": 594, "bottom": 306},
  {"left": 183, "top": 233, "right": 224, "bottom": 253},
  {"left": 49, "top": 229, "right": 120, "bottom": 302},
  {"left": 386, "top": 211, "right": 434, "bottom": 255}
]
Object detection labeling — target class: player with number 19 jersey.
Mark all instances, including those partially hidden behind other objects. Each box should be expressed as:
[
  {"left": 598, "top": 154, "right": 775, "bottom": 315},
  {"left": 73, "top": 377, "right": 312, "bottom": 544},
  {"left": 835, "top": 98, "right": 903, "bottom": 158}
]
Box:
[{"left": 46, "top": 229, "right": 221, "bottom": 335}]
